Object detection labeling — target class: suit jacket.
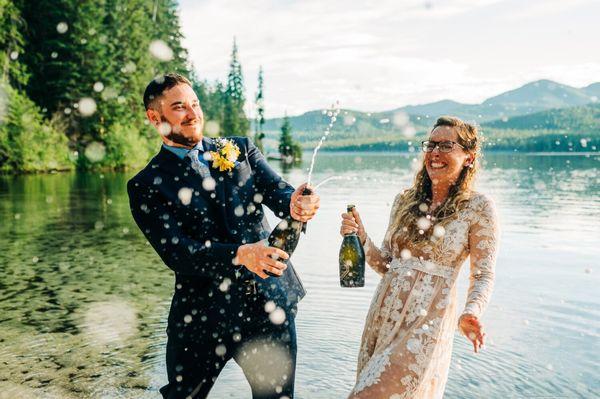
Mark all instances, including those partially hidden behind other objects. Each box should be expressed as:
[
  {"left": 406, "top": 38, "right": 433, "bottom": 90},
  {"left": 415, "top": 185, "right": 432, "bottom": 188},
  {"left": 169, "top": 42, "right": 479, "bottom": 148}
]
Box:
[{"left": 127, "top": 137, "right": 306, "bottom": 341}]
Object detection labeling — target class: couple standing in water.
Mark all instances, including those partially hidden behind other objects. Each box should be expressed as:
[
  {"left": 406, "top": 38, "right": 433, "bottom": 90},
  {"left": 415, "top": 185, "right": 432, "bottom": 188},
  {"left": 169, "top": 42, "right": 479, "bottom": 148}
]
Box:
[{"left": 128, "top": 73, "right": 499, "bottom": 399}]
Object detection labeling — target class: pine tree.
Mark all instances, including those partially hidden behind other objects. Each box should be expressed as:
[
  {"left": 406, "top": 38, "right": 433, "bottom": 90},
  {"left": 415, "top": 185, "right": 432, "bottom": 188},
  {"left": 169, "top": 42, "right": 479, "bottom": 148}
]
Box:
[
  {"left": 254, "top": 66, "right": 265, "bottom": 152},
  {"left": 0, "top": 0, "right": 29, "bottom": 88},
  {"left": 16, "top": 0, "right": 192, "bottom": 169},
  {"left": 278, "top": 114, "right": 302, "bottom": 164},
  {"left": 222, "top": 37, "right": 249, "bottom": 136},
  {"left": 0, "top": 0, "right": 72, "bottom": 172}
]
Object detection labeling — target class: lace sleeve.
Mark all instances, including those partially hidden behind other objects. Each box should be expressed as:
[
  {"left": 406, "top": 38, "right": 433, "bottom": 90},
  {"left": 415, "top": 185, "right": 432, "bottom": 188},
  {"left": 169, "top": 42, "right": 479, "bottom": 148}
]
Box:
[
  {"left": 462, "top": 195, "right": 500, "bottom": 319},
  {"left": 364, "top": 193, "right": 402, "bottom": 276}
]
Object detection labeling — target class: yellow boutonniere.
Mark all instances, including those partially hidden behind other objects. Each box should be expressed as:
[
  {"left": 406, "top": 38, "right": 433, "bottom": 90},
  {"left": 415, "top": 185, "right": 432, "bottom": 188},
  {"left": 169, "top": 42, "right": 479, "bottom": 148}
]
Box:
[{"left": 209, "top": 138, "right": 241, "bottom": 172}]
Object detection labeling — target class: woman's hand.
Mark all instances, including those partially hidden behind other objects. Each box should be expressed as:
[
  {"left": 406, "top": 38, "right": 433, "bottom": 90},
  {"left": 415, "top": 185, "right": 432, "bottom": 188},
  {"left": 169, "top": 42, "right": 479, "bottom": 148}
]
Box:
[
  {"left": 340, "top": 207, "right": 367, "bottom": 245},
  {"left": 459, "top": 314, "right": 485, "bottom": 353}
]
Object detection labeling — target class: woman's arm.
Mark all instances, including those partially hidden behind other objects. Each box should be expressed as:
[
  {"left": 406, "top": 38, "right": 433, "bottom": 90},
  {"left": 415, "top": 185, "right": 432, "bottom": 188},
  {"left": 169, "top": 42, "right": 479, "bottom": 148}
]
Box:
[
  {"left": 459, "top": 195, "right": 500, "bottom": 352},
  {"left": 362, "top": 236, "right": 393, "bottom": 276},
  {"left": 463, "top": 195, "right": 499, "bottom": 318},
  {"left": 343, "top": 193, "right": 403, "bottom": 276}
]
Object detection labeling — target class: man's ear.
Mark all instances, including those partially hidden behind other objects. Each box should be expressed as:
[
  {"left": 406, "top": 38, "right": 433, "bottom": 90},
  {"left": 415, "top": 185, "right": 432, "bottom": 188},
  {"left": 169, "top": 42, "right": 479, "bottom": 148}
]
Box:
[{"left": 146, "top": 108, "right": 161, "bottom": 127}]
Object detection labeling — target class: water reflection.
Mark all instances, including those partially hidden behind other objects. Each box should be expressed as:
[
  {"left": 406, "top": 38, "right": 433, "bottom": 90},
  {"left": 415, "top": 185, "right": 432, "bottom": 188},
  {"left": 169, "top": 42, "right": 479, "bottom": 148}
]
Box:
[{"left": 0, "top": 153, "right": 598, "bottom": 398}]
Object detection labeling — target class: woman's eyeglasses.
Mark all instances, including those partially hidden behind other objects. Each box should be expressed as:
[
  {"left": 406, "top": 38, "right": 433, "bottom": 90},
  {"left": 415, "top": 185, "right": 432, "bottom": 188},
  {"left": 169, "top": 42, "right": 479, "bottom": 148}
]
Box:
[{"left": 421, "top": 140, "right": 464, "bottom": 153}]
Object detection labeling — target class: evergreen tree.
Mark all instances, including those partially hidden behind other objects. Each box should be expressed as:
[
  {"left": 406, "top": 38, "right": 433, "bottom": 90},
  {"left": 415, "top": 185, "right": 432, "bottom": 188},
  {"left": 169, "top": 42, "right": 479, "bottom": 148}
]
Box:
[
  {"left": 222, "top": 37, "right": 249, "bottom": 136},
  {"left": 0, "top": 0, "right": 29, "bottom": 88},
  {"left": 0, "top": 0, "right": 72, "bottom": 172},
  {"left": 16, "top": 0, "right": 191, "bottom": 170},
  {"left": 254, "top": 66, "right": 265, "bottom": 152},
  {"left": 278, "top": 114, "right": 302, "bottom": 164}
]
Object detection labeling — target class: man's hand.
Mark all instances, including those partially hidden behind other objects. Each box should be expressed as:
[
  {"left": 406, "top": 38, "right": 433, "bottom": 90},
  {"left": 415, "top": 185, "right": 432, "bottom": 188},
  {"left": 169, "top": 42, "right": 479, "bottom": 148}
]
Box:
[
  {"left": 290, "top": 183, "right": 320, "bottom": 223},
  {"left": 234, "top": 242, "right": 289, "bottom": 279}
]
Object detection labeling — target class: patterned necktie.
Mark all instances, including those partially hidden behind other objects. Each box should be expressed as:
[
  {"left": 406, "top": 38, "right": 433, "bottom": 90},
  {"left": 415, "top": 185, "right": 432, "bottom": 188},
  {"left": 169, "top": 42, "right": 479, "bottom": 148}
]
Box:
[{"left": 187, "top": 148, "right": 211, "bottom": 179}]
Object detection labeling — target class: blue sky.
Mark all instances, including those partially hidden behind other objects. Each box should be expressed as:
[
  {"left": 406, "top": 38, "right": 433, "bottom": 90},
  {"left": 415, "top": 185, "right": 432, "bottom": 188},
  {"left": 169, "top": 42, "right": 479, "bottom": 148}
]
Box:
[{"left": 178, "top": 0, "right": 600, "bottom": 117}]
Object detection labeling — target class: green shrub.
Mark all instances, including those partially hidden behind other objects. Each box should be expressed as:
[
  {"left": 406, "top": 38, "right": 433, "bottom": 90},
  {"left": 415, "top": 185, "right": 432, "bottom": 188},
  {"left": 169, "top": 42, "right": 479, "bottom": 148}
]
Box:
[{"left": 0, "top": 83, "right": 73, "bottom": 173}]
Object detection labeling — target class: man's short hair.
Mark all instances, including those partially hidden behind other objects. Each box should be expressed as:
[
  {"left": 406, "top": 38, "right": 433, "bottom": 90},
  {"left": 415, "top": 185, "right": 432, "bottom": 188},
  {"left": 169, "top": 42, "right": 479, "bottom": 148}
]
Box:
[{"left": 143, "top": 73, "right": 192, "bottom": 110}]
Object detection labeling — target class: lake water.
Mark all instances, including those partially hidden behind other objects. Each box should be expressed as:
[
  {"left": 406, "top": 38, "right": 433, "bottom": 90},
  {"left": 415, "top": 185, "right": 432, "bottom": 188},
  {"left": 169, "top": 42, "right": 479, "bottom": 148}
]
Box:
[{"left": 0, "top": 152, "right": 598, "bottom": 398}]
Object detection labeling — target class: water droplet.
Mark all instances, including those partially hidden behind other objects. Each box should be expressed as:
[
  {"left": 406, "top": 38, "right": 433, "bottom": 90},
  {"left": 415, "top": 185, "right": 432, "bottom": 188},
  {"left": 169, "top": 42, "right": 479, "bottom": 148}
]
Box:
[
  {"left": 219, "top": 278, "right": 231, "bottom": 292},
  {"left": 84, "top": 142, "right": 106, "bottom": 162},
  {"left": 403, "top": 125, "right": 416, "bottom": 138},
  {"left": 32, "top": 256, "right": 39, "bottom": 263},
  {"left": 9, "top": 51, "right": 18, "bottom": 60},
  {"left": 78, "top": 97, "right": 97, "bottom": 117},
  {"left": 178, "top": 187, "right": 193, "bottom": 205},
  {"left": 56, "top": 22, "right": 68, "bottom": 34},
  {"left": 157, "top": 121, "right": 172, "bottom": 136},
  {"left": 215, "top": 344, "right": 227, "bottom": 356},
  {"left": 269, "top": 308, "right": 286, "bottom": 325},
  {"left": 205, "top": 120, "right": 220, "bottom": 135},
  {"left": 184, "top": 315, "right": 192, "bottom": 323},
  {"left": 417, "top": 217, "right": 431, "bottom": 230},
  {"left": 343, "top": 115, "right": 356, "bottom": 126},
  {"left": 149, "top": 40, "right": 173, "bottom": 61},
  {"left": 82, "top": 300, "right": 138, "bottom": 346},
  {"left": 400, "top": 249, "right": 412, "bottom": 260},
  {"left": 93, "top": 82, "right": 104, "bottom": 92},
  {"left": 392, "top": 112, "right": 409, "bottom": 127},
  {"left": 202, "top": 176, "right": 216, "bottom": 191},
  {"left": 264, "top": 301, "right": 276, "bottom": 313},
  {"left": 123, "top": 61, "right": 137, "bottom": 73}
]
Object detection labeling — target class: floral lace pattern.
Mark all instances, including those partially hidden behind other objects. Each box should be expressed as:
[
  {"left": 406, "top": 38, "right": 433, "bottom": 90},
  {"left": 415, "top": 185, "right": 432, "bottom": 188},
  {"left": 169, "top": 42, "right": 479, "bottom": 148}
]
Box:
[
  {"left": 351, "top": 192, "right": 499, "bottom": 398},
  {"left": 354, "top": 347, "right": 392, "bottom": 393}
]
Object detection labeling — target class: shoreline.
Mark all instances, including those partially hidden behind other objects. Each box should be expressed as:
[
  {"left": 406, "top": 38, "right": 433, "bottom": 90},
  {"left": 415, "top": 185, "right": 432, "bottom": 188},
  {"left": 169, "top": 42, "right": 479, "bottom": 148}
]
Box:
[{"left": 0, "top": 151, "right": 597, "bottom": 176}]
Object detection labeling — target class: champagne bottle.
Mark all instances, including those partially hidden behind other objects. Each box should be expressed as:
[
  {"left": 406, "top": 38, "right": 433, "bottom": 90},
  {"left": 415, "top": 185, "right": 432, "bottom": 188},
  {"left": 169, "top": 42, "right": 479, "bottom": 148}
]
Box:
[
  {"left": 339, "top": 205, "right": 365, "bottom": 287},
  {"left": 264, "top": 187, "right": 312, "bottom": 277}
]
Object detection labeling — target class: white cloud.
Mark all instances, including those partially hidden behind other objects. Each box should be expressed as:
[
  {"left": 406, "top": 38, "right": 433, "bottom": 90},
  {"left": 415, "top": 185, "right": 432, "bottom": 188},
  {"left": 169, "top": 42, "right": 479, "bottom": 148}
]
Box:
[
  {"left": 179, "top": 0, "right": 600, "bottom": 117},
  {"left": 506, "top": 0, "right": 597, "bottom": 20}
]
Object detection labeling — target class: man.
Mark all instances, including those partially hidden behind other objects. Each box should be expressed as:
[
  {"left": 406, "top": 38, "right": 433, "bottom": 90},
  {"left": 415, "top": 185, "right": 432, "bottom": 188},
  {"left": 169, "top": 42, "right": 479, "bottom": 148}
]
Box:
[{"left": 127, "top": 73, "right": 320, "bottom": 398}]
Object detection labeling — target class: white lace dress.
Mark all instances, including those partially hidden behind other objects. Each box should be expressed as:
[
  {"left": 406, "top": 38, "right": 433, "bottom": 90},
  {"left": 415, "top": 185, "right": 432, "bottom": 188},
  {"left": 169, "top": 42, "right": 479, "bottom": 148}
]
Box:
[{"left": 350, "top": 192, "right": 499, "bottom": 399}]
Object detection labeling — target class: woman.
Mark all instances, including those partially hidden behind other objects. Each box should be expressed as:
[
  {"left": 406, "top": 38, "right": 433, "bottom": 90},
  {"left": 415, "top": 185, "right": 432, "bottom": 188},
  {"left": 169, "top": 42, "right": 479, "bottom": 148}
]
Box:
[{"left": 340, "top": 116, "right": 499, "bottom": 398}]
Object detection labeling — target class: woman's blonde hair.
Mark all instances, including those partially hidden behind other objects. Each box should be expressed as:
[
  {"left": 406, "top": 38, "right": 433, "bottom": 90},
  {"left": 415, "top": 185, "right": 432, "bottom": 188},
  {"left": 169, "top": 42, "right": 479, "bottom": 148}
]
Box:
[{"left": 390, "top": 116, "right": 481, "bottom": 246}]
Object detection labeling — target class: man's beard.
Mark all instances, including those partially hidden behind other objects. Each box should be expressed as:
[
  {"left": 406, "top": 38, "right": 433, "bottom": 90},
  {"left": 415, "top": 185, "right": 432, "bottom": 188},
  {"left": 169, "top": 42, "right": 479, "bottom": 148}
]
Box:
[{"left": 161, "top": 115, "right": 201, "bottom": 147}]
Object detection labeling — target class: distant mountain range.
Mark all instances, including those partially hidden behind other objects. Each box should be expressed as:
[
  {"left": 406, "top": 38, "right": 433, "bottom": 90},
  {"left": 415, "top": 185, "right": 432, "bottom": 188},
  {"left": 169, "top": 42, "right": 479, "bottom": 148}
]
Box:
[{"left": 262, "top": 79, "right": 600, "bottom": 150}]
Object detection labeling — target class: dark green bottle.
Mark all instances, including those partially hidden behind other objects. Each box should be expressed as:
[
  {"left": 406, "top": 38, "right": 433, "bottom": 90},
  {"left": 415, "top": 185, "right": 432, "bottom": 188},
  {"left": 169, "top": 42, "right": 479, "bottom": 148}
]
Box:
[
  {"left": 264, "top": 188, "right": 312, "bottom": 277},
  {"left": 339, "top": 205, "right": 365, "bottom": 287}
]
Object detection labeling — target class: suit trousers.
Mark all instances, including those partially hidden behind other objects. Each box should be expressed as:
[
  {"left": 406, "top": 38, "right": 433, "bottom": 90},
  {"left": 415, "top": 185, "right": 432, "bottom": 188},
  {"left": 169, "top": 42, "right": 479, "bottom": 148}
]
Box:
[{"left": 159, "top": 288, "right": 297, "bottom": 399}]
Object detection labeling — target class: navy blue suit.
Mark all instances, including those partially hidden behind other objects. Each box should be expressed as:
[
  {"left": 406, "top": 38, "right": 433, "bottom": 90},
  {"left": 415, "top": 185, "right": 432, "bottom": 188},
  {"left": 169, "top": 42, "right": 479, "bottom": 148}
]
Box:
[{"left": 127, "top": 137, "right": 306, "bottom": 398}]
